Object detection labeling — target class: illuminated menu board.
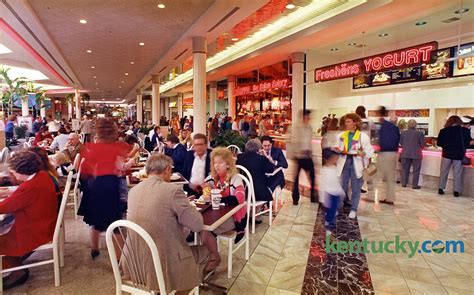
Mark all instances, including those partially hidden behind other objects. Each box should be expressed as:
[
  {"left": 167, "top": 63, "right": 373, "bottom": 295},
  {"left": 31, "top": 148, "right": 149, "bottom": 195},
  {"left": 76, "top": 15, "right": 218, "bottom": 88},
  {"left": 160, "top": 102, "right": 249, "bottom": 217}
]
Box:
[
  {"left": 453, "top": 43, "right": 474, "bottom": 77},
  {"left": 422, "top": 48, "right": 452, "bottom": 80}
]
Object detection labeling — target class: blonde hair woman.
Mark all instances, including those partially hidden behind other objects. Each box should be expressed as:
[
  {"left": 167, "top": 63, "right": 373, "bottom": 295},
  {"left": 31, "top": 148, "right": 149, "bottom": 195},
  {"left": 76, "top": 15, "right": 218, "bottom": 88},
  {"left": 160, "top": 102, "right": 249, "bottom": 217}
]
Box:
[
  {"left": 201, "top": 147, "right": 247, "bottom": 272},
  {"left": 336, "top": 113, "right": 374, "bottom": 219}
]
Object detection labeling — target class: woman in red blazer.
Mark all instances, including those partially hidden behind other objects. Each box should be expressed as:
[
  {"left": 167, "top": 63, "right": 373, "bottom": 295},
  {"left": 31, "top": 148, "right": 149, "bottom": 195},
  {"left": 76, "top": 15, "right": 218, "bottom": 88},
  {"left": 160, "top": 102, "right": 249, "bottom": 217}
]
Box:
[{"left": 0, "top": 151, "right": 58, "bottom": 290}]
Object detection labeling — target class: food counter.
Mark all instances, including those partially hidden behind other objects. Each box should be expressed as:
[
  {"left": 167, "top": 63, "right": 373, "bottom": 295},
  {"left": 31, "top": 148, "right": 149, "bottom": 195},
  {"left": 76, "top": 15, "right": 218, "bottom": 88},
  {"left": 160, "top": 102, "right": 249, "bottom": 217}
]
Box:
[{"left": 273, "top": 136, "right": 474, "bottom": 197}]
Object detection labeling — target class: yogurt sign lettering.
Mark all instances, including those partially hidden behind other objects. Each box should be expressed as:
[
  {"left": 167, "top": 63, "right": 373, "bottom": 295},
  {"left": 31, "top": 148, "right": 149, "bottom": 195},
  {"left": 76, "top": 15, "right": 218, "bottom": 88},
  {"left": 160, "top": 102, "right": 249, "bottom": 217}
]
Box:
[{"left": 314, "top": 42, "right": 438, "bottom": 82}]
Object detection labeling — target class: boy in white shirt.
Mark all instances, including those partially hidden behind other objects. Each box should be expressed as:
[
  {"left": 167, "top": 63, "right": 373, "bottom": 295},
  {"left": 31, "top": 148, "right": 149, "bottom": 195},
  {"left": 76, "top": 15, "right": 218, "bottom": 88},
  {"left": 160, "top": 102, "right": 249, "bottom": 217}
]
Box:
[{"left": 321, "top": 148, "right": 345, "bottom": 236}]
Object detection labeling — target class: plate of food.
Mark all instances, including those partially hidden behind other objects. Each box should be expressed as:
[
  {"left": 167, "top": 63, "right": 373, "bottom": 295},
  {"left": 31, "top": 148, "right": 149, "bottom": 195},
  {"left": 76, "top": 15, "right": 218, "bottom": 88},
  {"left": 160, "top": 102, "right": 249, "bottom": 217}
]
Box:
[{"left": 170, "top": 173, "right": 181, "bottom": 181}]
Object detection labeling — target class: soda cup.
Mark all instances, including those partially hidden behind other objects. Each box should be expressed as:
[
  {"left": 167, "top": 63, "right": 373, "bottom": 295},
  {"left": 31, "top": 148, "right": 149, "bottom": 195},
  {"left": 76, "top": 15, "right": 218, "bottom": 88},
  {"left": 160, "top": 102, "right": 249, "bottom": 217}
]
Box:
[{"left": 211, "top": 189, "right": 221, "bottom": 210}]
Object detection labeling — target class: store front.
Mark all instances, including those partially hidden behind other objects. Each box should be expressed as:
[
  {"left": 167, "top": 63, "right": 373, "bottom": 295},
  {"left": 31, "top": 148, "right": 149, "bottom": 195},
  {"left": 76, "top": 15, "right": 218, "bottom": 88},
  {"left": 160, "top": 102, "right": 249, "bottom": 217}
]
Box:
[
  {"left": 234, "top": 61, "right": 292, "bottom": 134},
  {"left": 305, "top": 37, "right": 474, "bottom": 196}
]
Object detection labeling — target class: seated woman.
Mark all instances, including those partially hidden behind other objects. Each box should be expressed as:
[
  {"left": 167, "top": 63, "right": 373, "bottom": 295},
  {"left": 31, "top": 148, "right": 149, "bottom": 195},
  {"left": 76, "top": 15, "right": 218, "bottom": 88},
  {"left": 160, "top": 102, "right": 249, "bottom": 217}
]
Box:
[
  {"left": 51, "top": 152, "right": 76, "bottom": 188},
  {"left": 33, "top": 126, "right": 53, "bottom": 147},
  {"left": 0, "top": 151, "right": 59, "bottom": 290},
  {"left": 201, "top": 147, "right": 247, "bottom": 271}
]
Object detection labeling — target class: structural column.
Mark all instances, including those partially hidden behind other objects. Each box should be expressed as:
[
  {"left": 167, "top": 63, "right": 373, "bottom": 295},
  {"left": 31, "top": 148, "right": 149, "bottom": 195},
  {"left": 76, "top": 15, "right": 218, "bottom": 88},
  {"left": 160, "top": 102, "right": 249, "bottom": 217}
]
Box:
[
  {"left": 192, "top": 36, "right": 207, "bottom": 135},
  {"left": 136, "top": 89, "right": 143, "bottom": 122},
  {"left": 178, "top": 94, "right": 183, "bottom": 118},
  {"left": 74, "top": 89, "right": 81, "bottom": 120},
  {"left": 165, "top": 98, "right": 170, "bottom": 119},
  {"left": 291, "top": 52, "right": 304, "bottom": 133},
  {"left": 227, "top": 76, "right": 236, "bottom": 118},
  {"left": 151, "top": 75, "right": 160, "bottom": 125},
  {"left": 21, "top": 98, "right": 29, "bottom": 117},
  {"left": 209, "top": 81, "right": 217, "bottom": 117},
  {"left": 68, "top": 100, "right": 73, "bottom": 120}
]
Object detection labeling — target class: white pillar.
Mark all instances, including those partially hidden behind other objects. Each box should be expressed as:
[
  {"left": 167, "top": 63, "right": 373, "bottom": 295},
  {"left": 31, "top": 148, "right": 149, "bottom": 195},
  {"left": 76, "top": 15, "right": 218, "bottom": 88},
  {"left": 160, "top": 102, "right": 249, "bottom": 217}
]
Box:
[
  {"left": 165, "top": 98, "right": 170, "bottom": 119},
  {"left": 192, "top": 36, "right": 207, "bottom": 135},
  {"left": 74, "top": 89, "right": 81, "bottom": 120},
  {"left": 151, "top": 75, "right": 160, "bottom": 125},
  {"left": 136, "top": 89, "right": 143, "bottom": 122},
  {"left": 68, "top": 101, "right": 73, "bottom": 120},
  {"left": 178, "top": 94, "right": 183, "bottom": 118},
  {"left": 291, "top": 52, "right": 304, "bottom": 133},
  {"left": 21, "top": 98, "right": 29, "bottom": 117},
  {"left": 227, "top": 76, "right": 236, "bottom": 118},
  {"left": 209, "top": 81, "right": 217, "bottom": 117}
]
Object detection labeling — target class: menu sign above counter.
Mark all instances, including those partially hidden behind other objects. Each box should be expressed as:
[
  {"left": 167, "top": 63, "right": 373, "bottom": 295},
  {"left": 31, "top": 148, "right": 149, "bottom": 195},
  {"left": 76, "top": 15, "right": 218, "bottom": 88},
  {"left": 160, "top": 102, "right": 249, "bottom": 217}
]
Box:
[
  {"left": 422, "top": 48, "right": 451, "bottom": 80},
  {"left": 314, "top": 41, "right": 438, "bottom": 82},
  {"left": 453, "top": 43, "right": 474, "bottom": 77}
]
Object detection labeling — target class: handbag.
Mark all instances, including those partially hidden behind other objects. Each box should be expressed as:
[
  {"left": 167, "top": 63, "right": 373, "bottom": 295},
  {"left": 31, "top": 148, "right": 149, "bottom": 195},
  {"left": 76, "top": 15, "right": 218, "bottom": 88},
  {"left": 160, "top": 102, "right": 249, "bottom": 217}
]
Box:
[
  {"left": 360, "top": 146, "right": 377, "bottom": 181},
  {"left": 460, "top": 128, "right": 471, "bottom": 166}
]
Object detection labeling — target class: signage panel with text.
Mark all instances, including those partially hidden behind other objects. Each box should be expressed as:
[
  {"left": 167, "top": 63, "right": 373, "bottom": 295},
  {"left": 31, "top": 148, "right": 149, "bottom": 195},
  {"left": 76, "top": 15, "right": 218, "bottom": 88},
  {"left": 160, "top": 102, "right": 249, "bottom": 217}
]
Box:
[{"left": 314, "top": 42, "right": 438, "bottom": 82}]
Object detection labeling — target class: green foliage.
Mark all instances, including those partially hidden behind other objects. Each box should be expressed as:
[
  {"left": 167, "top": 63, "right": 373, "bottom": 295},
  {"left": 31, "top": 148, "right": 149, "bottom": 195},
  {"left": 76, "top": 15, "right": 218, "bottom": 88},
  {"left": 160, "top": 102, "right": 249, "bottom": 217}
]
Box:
[
  {"left": 139, "top": 125, "right": 155, "bottom": 135},
  {"left": 213, "top": 130, "right": 247, "bottom": 150}
]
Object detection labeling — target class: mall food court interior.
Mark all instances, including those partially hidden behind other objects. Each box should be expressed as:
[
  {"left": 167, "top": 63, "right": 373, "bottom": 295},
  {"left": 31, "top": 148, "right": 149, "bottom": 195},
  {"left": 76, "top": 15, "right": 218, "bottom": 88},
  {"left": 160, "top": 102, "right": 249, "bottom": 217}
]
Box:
[{"left": 0, "top": 0, "right": 473, "bottom": 294}]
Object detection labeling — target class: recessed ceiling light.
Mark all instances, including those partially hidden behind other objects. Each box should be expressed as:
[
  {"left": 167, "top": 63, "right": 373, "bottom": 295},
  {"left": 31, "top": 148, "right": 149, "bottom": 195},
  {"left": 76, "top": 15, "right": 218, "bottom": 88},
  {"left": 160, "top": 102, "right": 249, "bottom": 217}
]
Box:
[
  {"left": 93, "top": 76, "right": 97, "bottom": 79},
  {"left": 157, "top": 3, "right": 165, "bottom": 8},
  {"left": 330, "top": 48, "right": 338, "bottom": 51},
  {"left": 125, "top": 73, "right": 129, "bottom": 76},
  {"left": 121, "top": 81, "right": 125, "bottom": 83},
  {"left": 119, "top": 86, "right": 122, "bottom": 88},
  {"left": 139, "top": 42, "right": 145, "bottom": 46},
  {"left": 91, "top": 66, "right": 95, "bottom": 69},
  {"left": 415, "top": 21, "right": 427, "bottom": 26},
  {"left": 101, "top": 99, "right": 105, "bottom": 101},
  {"left": 378, "top": 33, "right": 388, "bottom": 37},
  {"left": 96, "top": 88, "right": 99, "bottom": 90},
  {"left": 79, "top": 19, "right": 87, "bottom": 24},
  {"left": 86, "top": 50, "right": 92, "bottom": 53},
  {"left": 455, "top": 8, "right": 469, "bottom": 14},
  {"left": 231, "top": 37, "right": 239, "bottom": 41},
  {"left": 285, "top": 3, "right": 296, "bottom": 9},
  {"left": 348, "top": 42, "right": 357, "bottom": 46},
  {"left": 95, "top": 82, "right": 98, "bottom": 85},
  {"left": 130, "top": 61, "right": 134, "bottom": 65}
]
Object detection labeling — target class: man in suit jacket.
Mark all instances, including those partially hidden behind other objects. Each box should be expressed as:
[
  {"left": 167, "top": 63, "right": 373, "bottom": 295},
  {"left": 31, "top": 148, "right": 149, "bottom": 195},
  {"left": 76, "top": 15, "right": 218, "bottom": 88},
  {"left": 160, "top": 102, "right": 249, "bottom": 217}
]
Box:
[
  {"left": 261, "top": 136, "right": 288, "bottom": 191},
  {"left": 183, "top": 133, "right": 212, "bottom": 196},
  {"left": 63, "top": 132, "right": 84, "bottom": 162},
  {"left": 236, "top": 139, "right": 274, "bottom": 202},
  {"left": 164, "top": 134, "right": 187, "bottom": 175},
  {"left": 127, "top": 153, "right": 209, "bottom": 293}
]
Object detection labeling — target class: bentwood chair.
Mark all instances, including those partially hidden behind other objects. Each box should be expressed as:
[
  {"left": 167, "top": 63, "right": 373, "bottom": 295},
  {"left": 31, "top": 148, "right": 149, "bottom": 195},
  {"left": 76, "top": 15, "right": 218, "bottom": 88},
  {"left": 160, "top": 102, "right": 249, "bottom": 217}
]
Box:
[
  {"left": 236, "top": 165, "right": 273, "bottom": 233},
  {"left": 106, "top": 220, "right": 199, "bottom": 295},
  {"left": 0, "top": 172, "right": 73, "bottom": 291},
  {"left": 216, "top": 174, "right": 251, "bottom": 278},
  {"left": 226, "top": 145, "right": 241, "bottom": 156}
]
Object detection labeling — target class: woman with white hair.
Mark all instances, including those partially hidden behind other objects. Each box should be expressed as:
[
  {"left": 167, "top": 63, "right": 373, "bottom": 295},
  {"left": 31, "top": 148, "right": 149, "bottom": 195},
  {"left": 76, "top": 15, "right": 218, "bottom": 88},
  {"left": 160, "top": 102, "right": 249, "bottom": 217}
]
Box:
[{"left": 399, "top": 119, "right": 425, "bottom": 189}]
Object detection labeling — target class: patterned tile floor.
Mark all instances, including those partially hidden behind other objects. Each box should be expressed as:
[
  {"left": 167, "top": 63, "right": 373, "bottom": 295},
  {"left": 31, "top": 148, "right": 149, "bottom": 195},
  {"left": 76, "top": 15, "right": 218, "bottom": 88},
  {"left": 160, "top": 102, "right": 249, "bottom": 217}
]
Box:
[{"left": 4, "top": 182, "right": 473, "bottom": 294}]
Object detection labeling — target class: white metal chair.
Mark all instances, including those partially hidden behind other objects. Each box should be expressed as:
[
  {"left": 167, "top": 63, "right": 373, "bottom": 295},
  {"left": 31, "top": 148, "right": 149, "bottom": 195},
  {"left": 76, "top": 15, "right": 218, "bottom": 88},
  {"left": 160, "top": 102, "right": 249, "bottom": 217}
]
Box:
[
  {"left": 72, "top": 154, "right": 81, "bottom": 171},
  {"left": 216, "top": 174, "right": 251, "bottom": 278},
  {"left": 67, "top": 158, "right": 85, "bottom": 219},
  {"left": 236, "top": 165, "right": 273, "bottom": 234},
  {"left": 28, "top": 137, "right": 35, "bottom": 146},
  {"left": 226, "top": 145, "right": 241, "bottom": 156},
  {"left": 0, "top": 172, "right": 73, "bottom": 291},
  {"left": 106, "top": 220, "right": 199, "bottom": 295},
  {"left": 0, "top": 147, "right": 9, "bottom": 164},
  {"left": 273, "top": 186, "right": 283, "bottom": 211},
  {"left": 79, "top": 133, "right": 84, "bottom": 143},
  {"left": 22, "top": 141, "right": 30, "bottom": 149}
]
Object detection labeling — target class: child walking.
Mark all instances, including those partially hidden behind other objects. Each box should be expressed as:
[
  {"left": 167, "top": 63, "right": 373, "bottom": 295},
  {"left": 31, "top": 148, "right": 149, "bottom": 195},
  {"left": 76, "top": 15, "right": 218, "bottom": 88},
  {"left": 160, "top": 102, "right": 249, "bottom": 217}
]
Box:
[{"left": 321, "top": 148, "right": 345, "bottom": 236}]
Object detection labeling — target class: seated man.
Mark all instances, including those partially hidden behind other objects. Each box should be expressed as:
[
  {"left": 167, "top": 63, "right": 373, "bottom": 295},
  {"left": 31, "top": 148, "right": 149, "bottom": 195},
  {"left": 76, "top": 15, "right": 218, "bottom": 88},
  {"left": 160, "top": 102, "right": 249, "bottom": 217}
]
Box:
[
  {"left": 62, "top": 132, "right": 84, "bottom": 162},
  {"left": 261, "top": 135, "right": 288, "bottom": 191},
  {"left": 164, "top": 134, "right": 186, "bottom": 175},
  {"left": 50, "top": 127, "right": 69, "bottom": 152},
  {"left": 126, "top": 154, "right": 208, "bottom": 293},
  {"left": 236, "top": 139, "right": 274, "bottom": 202},
  {"left": 182, "top": 133, "right": 212, "bottom": 196}
]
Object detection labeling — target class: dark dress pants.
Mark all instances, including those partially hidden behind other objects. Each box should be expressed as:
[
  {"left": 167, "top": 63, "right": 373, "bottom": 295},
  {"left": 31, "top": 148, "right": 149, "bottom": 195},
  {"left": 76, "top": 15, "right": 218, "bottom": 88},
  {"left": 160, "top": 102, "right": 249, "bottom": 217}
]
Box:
[
  {"left": 292, "top": 157, "right": 317, "bottom": 202},
  {"left": 401, "top": 158, "right": 422, "bottom": 187}
]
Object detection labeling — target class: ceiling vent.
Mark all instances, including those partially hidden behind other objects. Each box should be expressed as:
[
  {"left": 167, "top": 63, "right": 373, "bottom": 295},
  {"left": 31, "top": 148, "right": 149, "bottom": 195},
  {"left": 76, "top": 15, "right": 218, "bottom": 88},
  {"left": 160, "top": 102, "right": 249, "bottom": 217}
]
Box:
[
  {"left": 354, "top": 44, "right": 367, "bottom": 48},
  {"left": 174, "top": 49, "right": 188, "bottom": 60},
  {"left": 207, "top": 7, "right": 240, "bottom": 32},
  {"left": 158, "top": 66, "right": 167, "bottom": 73},
  {"left": 442, "top": 17, "right": 460, "bottom": 23}
]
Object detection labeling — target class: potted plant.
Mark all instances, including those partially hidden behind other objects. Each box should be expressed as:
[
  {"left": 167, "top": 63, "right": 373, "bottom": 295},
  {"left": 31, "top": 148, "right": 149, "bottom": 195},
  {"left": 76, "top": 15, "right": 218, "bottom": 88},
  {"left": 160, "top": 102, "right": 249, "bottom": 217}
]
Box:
[{"left": 213, "top": 130, "right": 247, "bottom": 150}]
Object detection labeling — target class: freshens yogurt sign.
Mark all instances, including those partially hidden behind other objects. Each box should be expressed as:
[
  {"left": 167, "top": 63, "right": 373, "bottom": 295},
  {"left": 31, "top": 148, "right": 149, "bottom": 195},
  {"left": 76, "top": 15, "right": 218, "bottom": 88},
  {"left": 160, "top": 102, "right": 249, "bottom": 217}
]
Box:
[{"left": 314, "top": 42, "right": 438, "bottom": 82}]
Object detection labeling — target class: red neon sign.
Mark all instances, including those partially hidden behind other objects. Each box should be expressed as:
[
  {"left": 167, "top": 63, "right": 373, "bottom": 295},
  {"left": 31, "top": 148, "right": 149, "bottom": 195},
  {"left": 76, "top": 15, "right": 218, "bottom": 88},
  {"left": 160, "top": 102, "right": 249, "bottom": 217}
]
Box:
[
  {"left": 314, "top": 42, "right": 438, "bottom": 82},
  {"left": 235, "top": 78, "right": 290, "bottom": 96}
]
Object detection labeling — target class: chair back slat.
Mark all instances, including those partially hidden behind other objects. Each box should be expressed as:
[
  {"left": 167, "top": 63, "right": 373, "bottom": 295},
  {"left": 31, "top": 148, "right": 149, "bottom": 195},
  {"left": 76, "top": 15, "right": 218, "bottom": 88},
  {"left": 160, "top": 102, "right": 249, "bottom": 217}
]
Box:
[
  {"left": 72, "top": 154, "right": 81, "bottom": 171},
  {"left": 53, "top": 172, "right": 73, "bottom": 244},
  {"left": 236, "top": 165, "right": 256, "bottom": 205},
  {"left": 234, "top": 173, "right": 252, "bottom": 222},
  {"left": 73, "top": 158, "right": 85, "bottom": 197},
  {"left": 106, "top": 220, "right": 167, "bottom": 295},
  {"left": 227, "top": 145, "right": 241, "bottom": 156}
]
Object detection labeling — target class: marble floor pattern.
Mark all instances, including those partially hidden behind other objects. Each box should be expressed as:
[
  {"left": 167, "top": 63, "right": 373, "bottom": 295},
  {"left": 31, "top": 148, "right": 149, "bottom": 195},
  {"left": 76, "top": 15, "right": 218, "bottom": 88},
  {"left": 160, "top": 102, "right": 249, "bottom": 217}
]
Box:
[{"left": 4, "top": 183, "right": 473, "bottom": 294}]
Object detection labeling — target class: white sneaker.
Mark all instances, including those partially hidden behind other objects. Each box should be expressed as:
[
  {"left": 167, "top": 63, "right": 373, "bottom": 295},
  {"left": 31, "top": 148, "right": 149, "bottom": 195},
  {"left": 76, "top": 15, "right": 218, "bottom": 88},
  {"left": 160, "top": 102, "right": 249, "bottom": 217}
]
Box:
[
  {"left": 326, "top": 230, "right": 332, "bottom": 236},
  {"left": 348, "top": 210, "right": 357, "bottom": 219}
]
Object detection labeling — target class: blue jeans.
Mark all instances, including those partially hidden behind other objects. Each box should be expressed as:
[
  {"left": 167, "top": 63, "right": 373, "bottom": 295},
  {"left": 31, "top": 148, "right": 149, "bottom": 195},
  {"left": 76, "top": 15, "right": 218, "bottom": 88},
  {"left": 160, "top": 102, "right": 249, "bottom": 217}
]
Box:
[
  {"left": 340, "top": 156, "right": 363, "bottom": 211},
  {"left": 325, "top": 194, "right": 339, "bottom": 231}
]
